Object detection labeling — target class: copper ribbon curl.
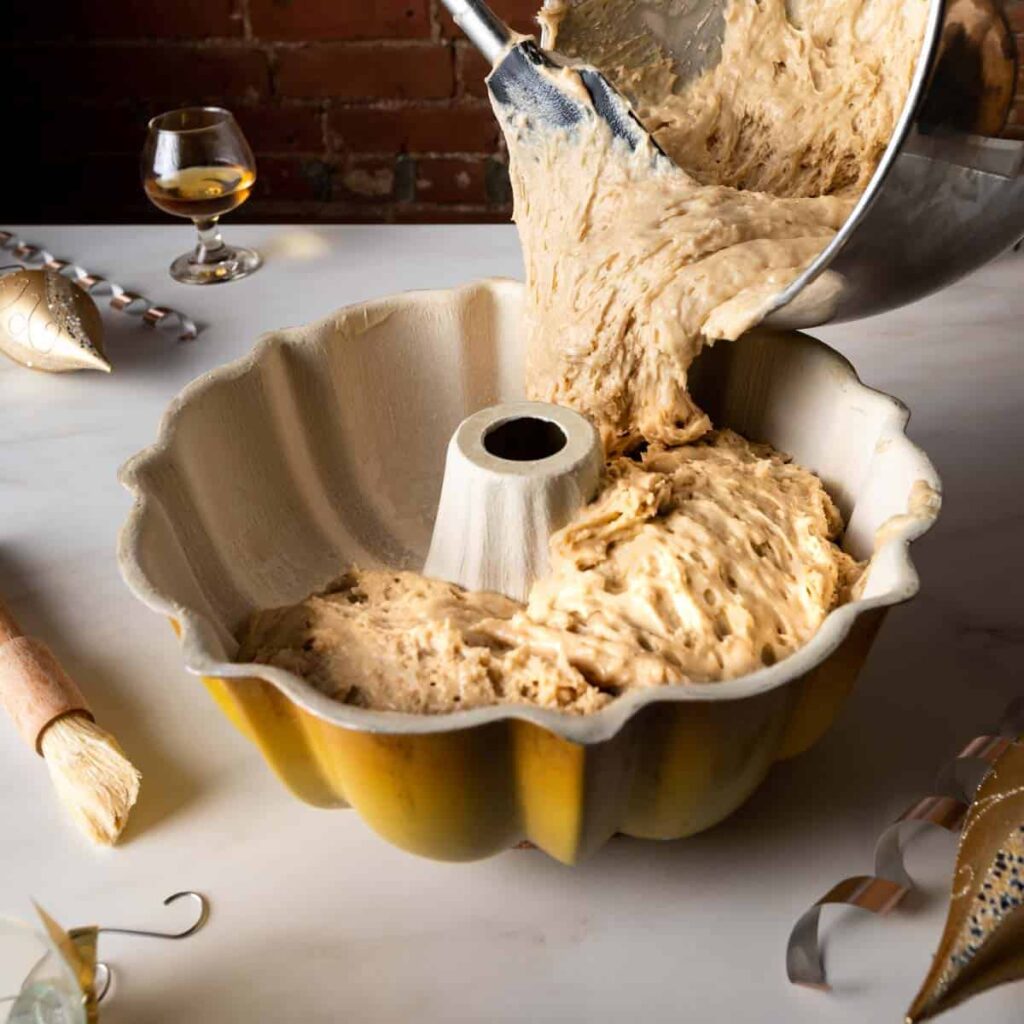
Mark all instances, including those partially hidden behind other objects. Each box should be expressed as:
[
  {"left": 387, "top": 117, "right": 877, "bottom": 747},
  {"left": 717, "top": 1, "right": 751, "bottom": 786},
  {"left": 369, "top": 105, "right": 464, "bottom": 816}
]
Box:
[
  {"left": 787, "top": 698, "right": 1024, "bottom": 989},
  {"left": 0, "top": 230, "right": 198, "bottom": 342}
]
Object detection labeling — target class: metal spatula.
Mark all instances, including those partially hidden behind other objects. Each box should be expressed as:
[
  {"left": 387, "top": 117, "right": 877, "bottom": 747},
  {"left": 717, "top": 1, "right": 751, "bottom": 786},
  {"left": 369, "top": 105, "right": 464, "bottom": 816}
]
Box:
[
  {"left": 537, "top": 0, "right": 729, "bottom": 98},
  {"left": 440, "top": 0, "right": 662, "bottom": 154}
]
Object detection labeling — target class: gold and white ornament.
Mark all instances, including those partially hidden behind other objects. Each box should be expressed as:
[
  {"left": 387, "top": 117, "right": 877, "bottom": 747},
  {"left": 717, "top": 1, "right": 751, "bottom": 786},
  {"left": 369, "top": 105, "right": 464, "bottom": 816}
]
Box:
[
  {"left": 0, "top": 267, "right": 111, "bottom": 373},
  {"left": 907, "top": 740, "right": 1024, "bottom": 1021}
]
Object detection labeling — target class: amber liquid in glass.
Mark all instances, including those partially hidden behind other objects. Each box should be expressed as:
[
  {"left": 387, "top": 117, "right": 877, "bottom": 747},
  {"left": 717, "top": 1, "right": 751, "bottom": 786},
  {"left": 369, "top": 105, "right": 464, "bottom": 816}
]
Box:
[{"left": 144, "top": 164, "right": 255, "bottom": 220}]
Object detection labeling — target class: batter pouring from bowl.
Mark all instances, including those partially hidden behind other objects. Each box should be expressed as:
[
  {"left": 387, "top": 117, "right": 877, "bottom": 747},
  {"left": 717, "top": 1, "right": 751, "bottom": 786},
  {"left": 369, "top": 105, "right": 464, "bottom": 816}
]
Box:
[
  {"left": 238, "top": 0, "right": 929, "bottom": 714},
  {"left": 519, "top": 0, "right": 929, "bottom": 451}
]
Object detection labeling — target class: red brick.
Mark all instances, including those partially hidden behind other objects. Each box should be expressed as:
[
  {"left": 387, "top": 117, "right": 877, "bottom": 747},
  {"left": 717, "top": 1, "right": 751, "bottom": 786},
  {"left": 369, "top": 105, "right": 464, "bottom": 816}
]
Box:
[
  {"left": 276, "top": 43, "right": 453, "bottom": 99},
  {"left": 483, "top": 154, "right": 512, "bottom": 204},
  {"left": 1007, "top": 100, "right": 1024, "bottom": 138},
  {"left": 436, "top": 0, "right": 540, "bottom": 38},
  {"left": 257, "top": 155, "right": 335, "bottom": 201},
  {"left": 393, "top": 204, "right": 510, "bottom": 223},
  {"left": 456, "top": 42, "right": 492, "bottom": 99},
  {"left": 318, "top": 203, "right": 398, "bottom": 223},
  {"left": 242, "top": 199, "right": 393, "bottom": 222},
  {"left": 236, "top": 104, "right": 324, "bottom": 152},
  {"left": 10, "top": 0, "right": 241, "bottom": 40},
  {"left": 328, "top": 102, "right": 499, "bottom": 153},
  {"left": 251, "top": 0, "right": 431, "bottom": 40},
  {"left": 335, "top": 157, "right": 399, "bottom": 203},
  {"left": 414, "top": 156, "right": 489, "bottom": 203},
  {"left": 4, "top": 45, "right": 270, "bottom": 104},
  {"left": 332, "top": 204, "right": 399, "bottom": 222}
]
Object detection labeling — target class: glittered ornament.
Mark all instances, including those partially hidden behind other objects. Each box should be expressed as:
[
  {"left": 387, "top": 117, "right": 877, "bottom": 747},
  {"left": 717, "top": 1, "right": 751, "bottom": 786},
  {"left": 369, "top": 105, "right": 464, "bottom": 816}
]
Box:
[
  {"left": 907, "top": 740, "right": 1024, "bottom": 1021},
  {"left": 33, "top": 903, "right": 101, "bottom": 1023},
  {"left": 0, "top": 267, "right": 111, "bottom": 373},
  {"left": 1, "top": 892, "right": 208, "bottom": 1022}
]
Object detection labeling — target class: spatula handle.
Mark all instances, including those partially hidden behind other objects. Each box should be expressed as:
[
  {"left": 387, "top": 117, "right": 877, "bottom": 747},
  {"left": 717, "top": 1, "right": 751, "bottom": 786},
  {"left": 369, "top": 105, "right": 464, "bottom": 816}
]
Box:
[{"left": 439, "top": 0, "right": 511, "bottom": 65}]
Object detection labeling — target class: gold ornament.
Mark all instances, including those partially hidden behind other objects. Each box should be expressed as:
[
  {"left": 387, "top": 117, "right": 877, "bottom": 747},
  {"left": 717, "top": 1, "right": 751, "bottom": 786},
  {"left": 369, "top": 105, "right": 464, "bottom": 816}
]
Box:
[
  {"left": 3, "top": 892, "right": 207, "bottom": 1023},
  {"left": 0, "top": 267, "right": 111, "bottom": 373},
  {"left": 34, "top": 903, "right": 101, "bottom": 1022},
  {"left": 907, "top": 740, "right": 1024, "bottom": 1021}
]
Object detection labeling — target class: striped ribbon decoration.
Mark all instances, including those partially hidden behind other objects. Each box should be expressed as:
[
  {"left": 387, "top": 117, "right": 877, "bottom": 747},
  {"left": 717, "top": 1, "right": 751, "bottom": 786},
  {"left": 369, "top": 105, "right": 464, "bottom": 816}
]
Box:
[
  {"left": 0, "top": 230, "right": 198, "bottom": 341},
  {"left": 787, "top": 698, "right": 1024, "bottom": 988}
]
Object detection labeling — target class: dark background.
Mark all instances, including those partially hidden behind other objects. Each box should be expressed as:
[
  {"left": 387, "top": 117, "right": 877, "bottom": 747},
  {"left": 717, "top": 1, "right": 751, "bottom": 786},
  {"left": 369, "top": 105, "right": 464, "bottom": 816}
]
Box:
[
  {"left": 6, "top": 0, "right": 545, "bottom": 224},
  {"left": 7, "top": 0, "right": 1024, "bottom": 225}
]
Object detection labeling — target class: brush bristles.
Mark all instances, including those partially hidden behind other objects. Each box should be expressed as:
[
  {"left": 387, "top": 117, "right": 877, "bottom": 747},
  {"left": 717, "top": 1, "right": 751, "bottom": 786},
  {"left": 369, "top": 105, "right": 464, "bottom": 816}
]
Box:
[{"left": 39, "top": 714, "right": 141, "bottom": 845}]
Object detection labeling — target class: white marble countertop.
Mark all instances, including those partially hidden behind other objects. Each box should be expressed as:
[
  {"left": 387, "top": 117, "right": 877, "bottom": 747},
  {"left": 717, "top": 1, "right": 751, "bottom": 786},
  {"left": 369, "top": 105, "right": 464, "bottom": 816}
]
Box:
[{"left": 1, "top": 224, "right": 1022, "bottom": 1023}]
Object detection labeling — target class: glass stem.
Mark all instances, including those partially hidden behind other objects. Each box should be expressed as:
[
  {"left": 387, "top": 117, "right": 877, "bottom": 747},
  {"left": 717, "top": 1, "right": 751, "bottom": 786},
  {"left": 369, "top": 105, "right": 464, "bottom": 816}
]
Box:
[{"left": 193, "top": 218, "right": 228, "bottom": 264}]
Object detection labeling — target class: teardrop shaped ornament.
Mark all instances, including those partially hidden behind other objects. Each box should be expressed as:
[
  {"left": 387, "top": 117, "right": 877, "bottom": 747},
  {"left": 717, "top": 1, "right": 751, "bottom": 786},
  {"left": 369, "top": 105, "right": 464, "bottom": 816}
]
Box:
[{"left": 0, "top": 268, "right": 111, "bottom": 373}]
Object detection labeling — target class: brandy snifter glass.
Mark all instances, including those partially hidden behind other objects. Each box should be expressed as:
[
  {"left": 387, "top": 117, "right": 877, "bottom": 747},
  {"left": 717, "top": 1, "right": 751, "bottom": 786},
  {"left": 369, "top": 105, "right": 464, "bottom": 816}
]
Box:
[{"left": 142, "top": 107, "right": 262, "bottom": 285}]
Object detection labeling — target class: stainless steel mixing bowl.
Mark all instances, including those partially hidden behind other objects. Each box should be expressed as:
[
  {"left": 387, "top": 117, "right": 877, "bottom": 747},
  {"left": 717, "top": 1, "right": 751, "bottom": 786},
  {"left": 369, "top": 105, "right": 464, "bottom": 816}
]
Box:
[{"left": 545, "top": 0, "right": 1024, "bottom": 327}]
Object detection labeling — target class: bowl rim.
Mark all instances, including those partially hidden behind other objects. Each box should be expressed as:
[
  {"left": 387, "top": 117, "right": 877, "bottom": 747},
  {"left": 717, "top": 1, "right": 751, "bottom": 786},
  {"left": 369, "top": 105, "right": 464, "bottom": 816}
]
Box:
[
  {"left": 763, "top": 0, "right": 946, "bottom": 322},
  {"left": 117, "top": 278, "right": 942, "bottom": 746}
]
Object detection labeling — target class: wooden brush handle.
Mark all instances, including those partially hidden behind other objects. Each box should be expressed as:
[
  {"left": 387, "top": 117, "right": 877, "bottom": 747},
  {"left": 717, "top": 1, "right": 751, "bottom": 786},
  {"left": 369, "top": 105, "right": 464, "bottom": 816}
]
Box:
[
  {"left": 0, "top": 600, "right": 22, "bottom": 645},
  {"left": 0, "top": 596, "right": 92, "bottom": 754}
]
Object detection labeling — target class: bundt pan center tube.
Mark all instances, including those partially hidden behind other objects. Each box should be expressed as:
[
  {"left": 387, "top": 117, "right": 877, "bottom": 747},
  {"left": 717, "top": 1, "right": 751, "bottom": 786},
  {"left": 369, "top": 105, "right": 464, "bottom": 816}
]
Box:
[
  {"left": 117, "top": 280, "right": 941, "bottom": 864},
  {"left": 424, "top": 400, "right": 603, "bottom": 602}
]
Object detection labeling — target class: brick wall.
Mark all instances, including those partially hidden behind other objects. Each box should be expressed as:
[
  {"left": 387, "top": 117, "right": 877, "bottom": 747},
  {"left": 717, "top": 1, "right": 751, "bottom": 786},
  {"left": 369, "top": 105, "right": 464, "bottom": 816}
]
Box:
[
  {"left": 1006, "top": 1, "right": 1024, "bottom": 138},
  {"left": 6, "top": 0, "right": 541, "bottom": 224},
  {"left": 6, "top": 0, "right": 1024, "bottom": 225}
]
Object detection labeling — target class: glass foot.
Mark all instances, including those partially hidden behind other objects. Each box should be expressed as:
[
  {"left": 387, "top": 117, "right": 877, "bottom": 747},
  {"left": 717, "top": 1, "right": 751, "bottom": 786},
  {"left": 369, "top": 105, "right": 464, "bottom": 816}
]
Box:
[{"left": 169, "top": 245, "right": 262, "bottom": 285}]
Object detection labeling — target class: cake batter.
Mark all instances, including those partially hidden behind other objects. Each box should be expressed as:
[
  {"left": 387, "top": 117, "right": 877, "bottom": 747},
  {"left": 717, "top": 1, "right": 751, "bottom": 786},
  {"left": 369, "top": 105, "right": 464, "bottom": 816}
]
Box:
[
  {"left": 519, "top": 0, "right": 927, "bottom": 450},
  {"left": 239, "top": 431, "right": 860, "bottom": 713},
  {"left": 238, "top": 0, "right": 927, "bottom": 713}
]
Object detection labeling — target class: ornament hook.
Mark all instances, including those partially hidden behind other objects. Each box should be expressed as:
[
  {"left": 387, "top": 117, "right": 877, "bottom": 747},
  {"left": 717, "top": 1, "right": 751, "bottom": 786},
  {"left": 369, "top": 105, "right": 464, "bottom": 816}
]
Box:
[
  {"left": 93, "top": 961, "right": 113, "bottom": 1003},
  {"left": 98, "top": 891, "right": 210, "bottom": 941},
  {"left": 87, "top": 893, "right": 208, "bottom": 1004}
]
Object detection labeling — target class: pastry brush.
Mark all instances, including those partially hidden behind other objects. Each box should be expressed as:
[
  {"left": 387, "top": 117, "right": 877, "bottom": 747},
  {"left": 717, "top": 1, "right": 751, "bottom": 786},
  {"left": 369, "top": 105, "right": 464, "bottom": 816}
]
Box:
[
  {"left": 440, "top": 0, "right": 664, "bottom": 155},
  {"left": 0, "top": 595, "right": 140, "bottom": 845}
]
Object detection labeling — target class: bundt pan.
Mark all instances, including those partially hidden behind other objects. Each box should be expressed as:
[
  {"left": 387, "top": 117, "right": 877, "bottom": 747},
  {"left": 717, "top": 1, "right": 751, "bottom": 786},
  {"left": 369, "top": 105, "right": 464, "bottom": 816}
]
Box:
[{"left": 117, "top": 279, "right": 940, "bottom": 864}]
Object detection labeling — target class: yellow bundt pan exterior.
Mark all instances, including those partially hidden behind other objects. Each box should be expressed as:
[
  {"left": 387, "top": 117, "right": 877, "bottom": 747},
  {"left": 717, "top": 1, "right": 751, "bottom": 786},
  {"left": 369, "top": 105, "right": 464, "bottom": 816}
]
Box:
[
  {"left": 121, "top": 281, "right": 940, "bottom": 864},
  {"left": 195, "top": 610, "right": 882, "bottom": 864}
]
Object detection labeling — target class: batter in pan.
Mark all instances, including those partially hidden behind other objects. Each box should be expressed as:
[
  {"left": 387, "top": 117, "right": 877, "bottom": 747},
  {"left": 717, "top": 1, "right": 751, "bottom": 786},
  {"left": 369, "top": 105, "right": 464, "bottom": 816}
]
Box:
[{"left": 238, "top": 0, "right": 927, "bottom": 713}]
